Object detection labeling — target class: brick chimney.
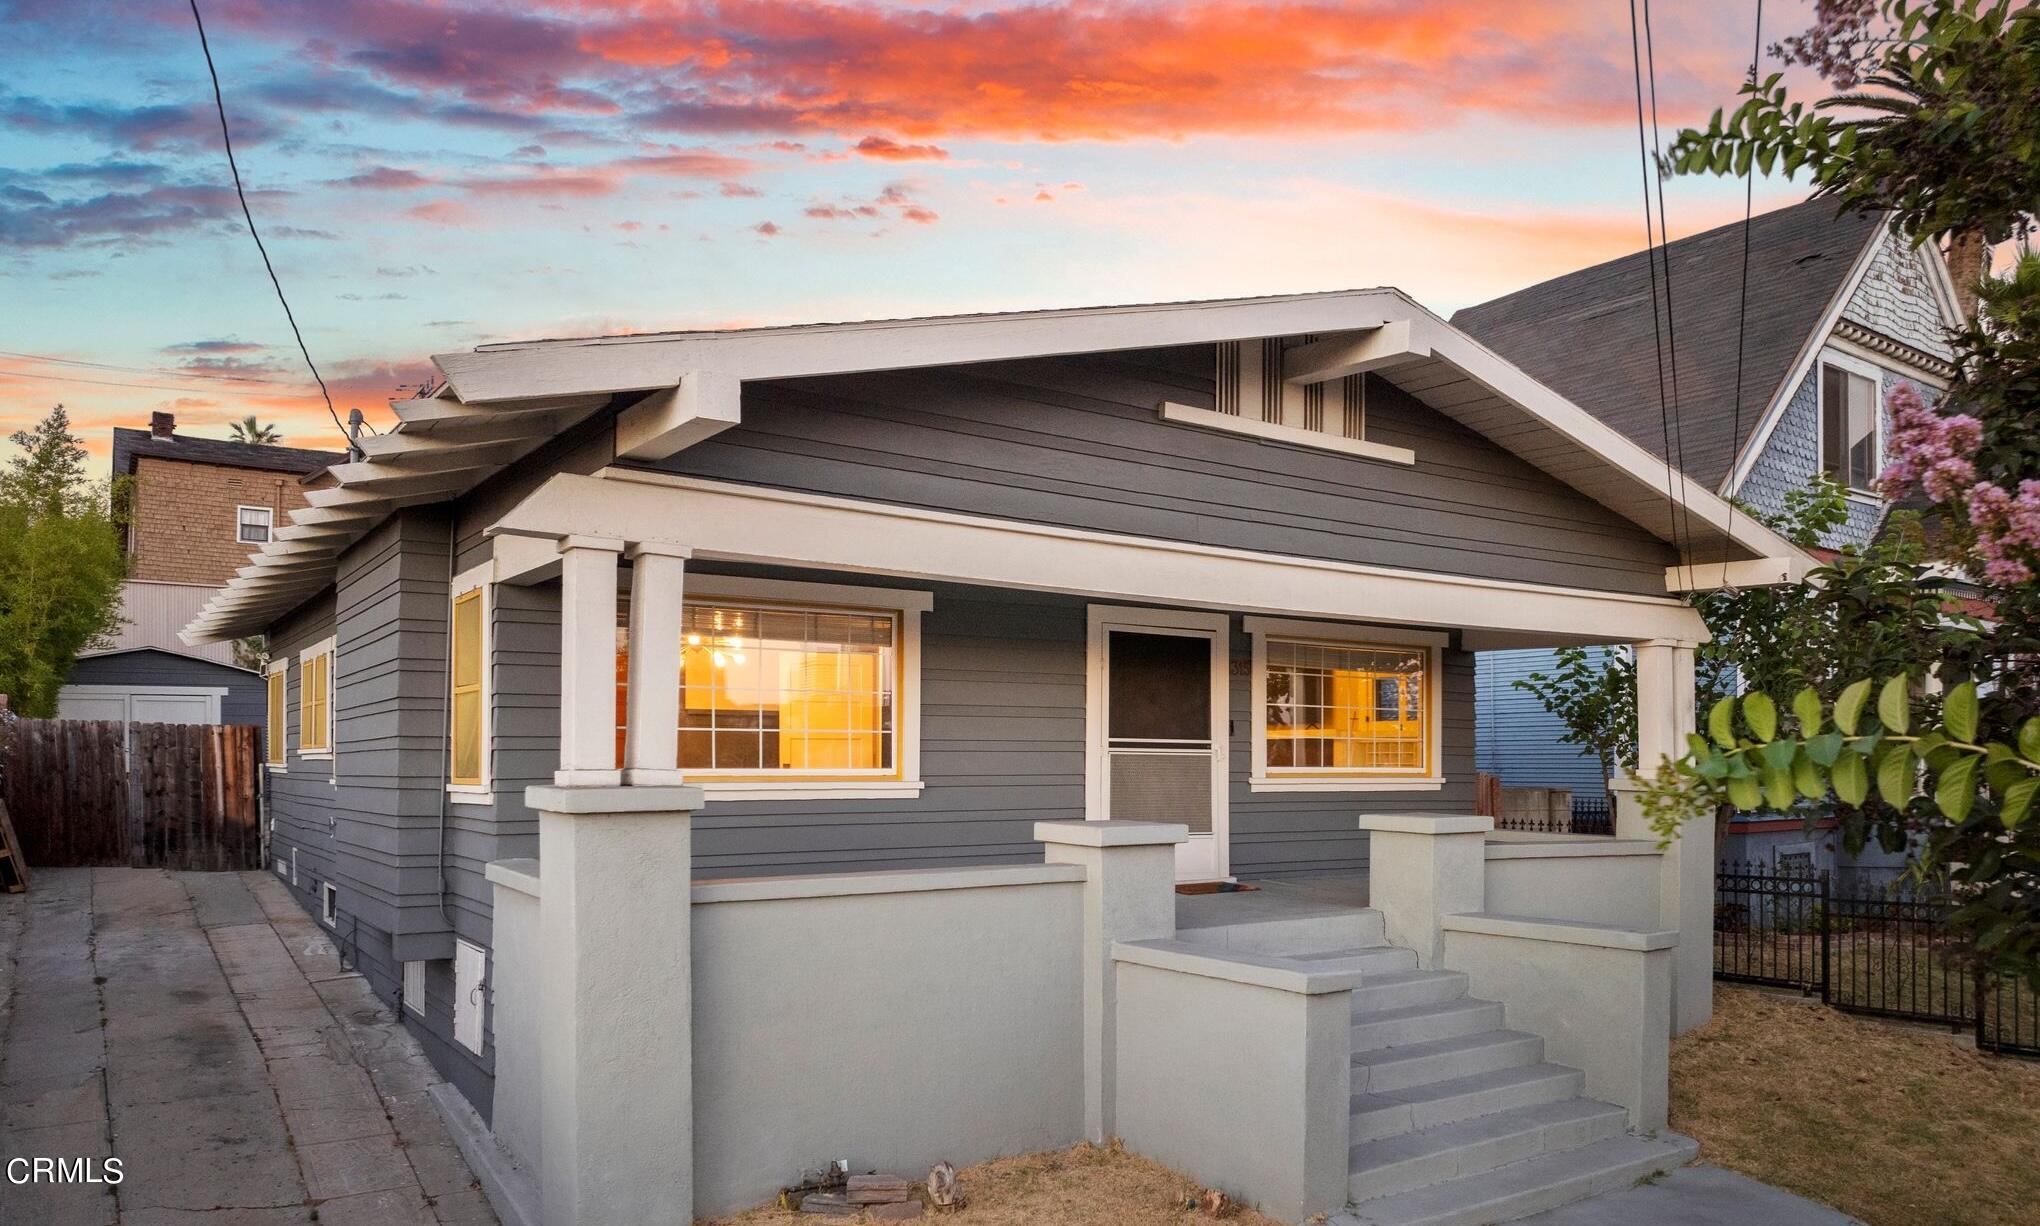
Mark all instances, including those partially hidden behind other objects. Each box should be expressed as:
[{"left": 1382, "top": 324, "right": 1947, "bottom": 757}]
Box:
[{"left": 150, "top": 411, "right": 176, "bottom": 439}]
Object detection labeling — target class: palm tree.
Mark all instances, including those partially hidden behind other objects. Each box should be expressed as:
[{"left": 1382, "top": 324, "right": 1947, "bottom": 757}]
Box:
[{"left": 229, "top": 416, "right": 282, "bottom": 445}]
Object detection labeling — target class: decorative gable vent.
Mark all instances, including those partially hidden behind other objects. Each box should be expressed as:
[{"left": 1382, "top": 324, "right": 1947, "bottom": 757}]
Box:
[{"left": 1215, "top": 338, "right": 1367, "bottom": 441}]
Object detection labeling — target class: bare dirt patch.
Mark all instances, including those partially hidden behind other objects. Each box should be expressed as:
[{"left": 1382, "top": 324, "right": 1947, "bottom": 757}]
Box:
[
  {"left": 700, "top": 1143, "right": 1283, "bottom": 1226},
  {"left": 1672, "top": 985, "right": 2040, "bottom": 1226}
]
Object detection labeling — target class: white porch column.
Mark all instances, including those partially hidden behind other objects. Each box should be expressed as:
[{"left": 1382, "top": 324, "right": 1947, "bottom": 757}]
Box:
[
  {"left": 1619, "top": 638, "right": 1712, "bottom": 1035},
  {"left": 530, "top": 783, "right": 703, "bottom": 1226},
  {"left": 554, "top": 536, "right": 623, "bottom": 787},
  {"left": 1036, "top": 820, "right": 1186, "bottom": 1144},
  {"left": 622, "top": 543, "right": 691, "bottom": 786}
]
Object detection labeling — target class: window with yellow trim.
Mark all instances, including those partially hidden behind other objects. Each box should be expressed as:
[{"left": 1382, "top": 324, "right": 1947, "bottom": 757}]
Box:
[
  {"left": 264, "top": 666, "right": 287, "bottom": 766},
  {"left": 450, "top": 587, "right": 485, "bottom": 785},
  {"left": 1263, "top": 638, "right": 1429, "bottom": 775},
  {"left": 300, "top": 648, "right": 332, "bottom": 754},
  {"left": 616, "top": 598, "right": 900, "bottom": 778}
]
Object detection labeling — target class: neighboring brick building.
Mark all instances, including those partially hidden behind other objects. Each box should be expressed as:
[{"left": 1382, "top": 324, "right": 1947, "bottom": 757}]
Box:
[{"left": 56, "top": 413, "right": 346, "bottom": 731}]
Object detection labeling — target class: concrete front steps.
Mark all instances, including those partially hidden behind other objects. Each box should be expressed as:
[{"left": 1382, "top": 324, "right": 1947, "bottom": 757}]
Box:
[
  {"left": 1336, "top": 966, "right": 1696, "bottom": 1226},
  {"left": 1206, "top": 915, "right": 1693, "bottom": 1226}
]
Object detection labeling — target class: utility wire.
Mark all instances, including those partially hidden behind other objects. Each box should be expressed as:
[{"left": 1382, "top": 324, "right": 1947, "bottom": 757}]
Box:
[
  {"left": 1627, "top": 0, "right": 1690, "bottom": 581},
  {"left": 1641, "top": 0, "right": 1697, "bottom": 589},
  {"left": 0, "top": 366, "right": 317, "bottom": 398},
  {"left": 1724, "top": 0, "right": 1765, "bottom": 568},
  {"left": 187, "top": 0, "right": 354, "bottom": 451},
  {"left": 0, "top": 349, "right": 297, "bottom": 386}
]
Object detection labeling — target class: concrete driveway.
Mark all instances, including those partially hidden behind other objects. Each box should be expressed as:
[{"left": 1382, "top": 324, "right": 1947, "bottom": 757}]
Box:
[{"left": 0, "top": 868, "right": 496, "bottom": 1225}]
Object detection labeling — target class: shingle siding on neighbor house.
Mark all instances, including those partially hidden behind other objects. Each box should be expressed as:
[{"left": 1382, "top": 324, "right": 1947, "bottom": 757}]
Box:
[
  {"left": 624, "top": 347, "right": 1679, "bottom": 597},
  {"left": 1844, "top": 230, "right": 1955, "bottom": 362}
]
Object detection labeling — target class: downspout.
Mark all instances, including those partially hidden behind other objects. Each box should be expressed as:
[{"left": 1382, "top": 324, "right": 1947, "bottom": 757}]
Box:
[{"left": 434, "top": 510, "right": 457, "bottom": 932}]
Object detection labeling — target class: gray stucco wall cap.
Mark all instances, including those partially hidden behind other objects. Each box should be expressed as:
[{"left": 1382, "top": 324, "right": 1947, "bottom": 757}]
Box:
[
  {"left": 1034, "top": 820, "right": 1189, "bottom": 847},
  {"left": 1484, "top": 835, "right": 1665, "bottom": 860},
  {"left": 524, "top": 784, "right": 705, "bottom": 814},
  {"left": 1442, "top": 912, "right": 1678, "bottom": 951},
  {"left": 1358, "top": 813, "right": 1493, "bottom": 835},
  {"left": 485, "top": 858, "right": 542, "bottom": 898},
  {"left": 1111, "top": 939, "right": 1370, "bottom": 994}
]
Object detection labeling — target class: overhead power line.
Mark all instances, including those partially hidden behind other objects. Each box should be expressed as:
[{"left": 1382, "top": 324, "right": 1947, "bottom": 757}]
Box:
[
  {"left": 0, "top": 348, "right": 299, "bottom": 387},
  {"left": 0, "top": 366, "right": 312, "bottom": 399},
  {"left": 1724, "top": 0, "right": 1766, "bottom": 565},
  {"left": 187, "top": 0, "right": 355, "bottom": 450}
]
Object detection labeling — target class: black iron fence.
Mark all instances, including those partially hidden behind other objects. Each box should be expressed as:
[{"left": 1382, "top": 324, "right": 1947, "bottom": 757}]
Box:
[
  {"left": 1569, "top": 796, "right": 1614, "bottom": 836},
  {"left": 1715, "top": 862, "right": 2039, "bottom": 1058}
]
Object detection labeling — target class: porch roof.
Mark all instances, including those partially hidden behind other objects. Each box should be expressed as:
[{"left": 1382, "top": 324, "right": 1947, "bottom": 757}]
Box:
[{"left": 181, "top": 287, "right": 1809, "bottom": 645}]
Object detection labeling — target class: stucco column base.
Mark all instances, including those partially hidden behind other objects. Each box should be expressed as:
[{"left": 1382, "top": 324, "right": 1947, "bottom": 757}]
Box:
[
  {"left": 1357, "top": 814, "right": 1492, "bottom": 969},
  {"left": 1036, "top": 821, "right": 1186, "bottom": 1144},
  {"left": 530, "top": 784, "right": 703, "bottom": 1226},
  {"left": 1611, "top": 780, "right": 1713, "bottom": 1035}
]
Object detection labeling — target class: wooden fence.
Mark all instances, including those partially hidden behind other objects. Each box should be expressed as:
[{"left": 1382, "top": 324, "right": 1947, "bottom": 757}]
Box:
[{"left": 0, "top": 719, "right": 263, "bottom": 871}]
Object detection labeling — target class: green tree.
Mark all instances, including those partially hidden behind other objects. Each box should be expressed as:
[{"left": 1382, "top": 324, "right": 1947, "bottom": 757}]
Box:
[
  {"left": 1, "top": 404, "right": 92, "bottom": 516},
  {"left": 1646, "top": 0, "right": 2040, "bottom": 982},
  {"left": 0, "top": 405, "right": 127, "bottom": 717},
  {"left": 228, "top": 416, "right": 282, "bottom": 445}
]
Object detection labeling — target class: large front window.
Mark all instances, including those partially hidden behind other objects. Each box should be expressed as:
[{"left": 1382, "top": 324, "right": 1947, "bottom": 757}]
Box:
[
  {"left": 618, "top": 594, "right": 901, "bottom": 779},
  {"left": 1263, "top": 637, "right": 1430, "bottom": 775}
]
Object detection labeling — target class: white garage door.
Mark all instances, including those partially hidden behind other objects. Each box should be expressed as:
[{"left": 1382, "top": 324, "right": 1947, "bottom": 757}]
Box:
[
  {"left": 129, "top": 692, "right": 217, "bottom": 725},
  {"left": 57, "top": 685, "right": 223, "bottom": 730}
]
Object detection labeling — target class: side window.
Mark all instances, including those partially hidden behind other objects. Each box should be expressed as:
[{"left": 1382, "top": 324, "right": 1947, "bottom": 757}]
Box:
[
  {"left": 298, "top": 639, "right": 334, "bottom": 757},
  {"left": 237, "top": 505, "right": 274, "bottom": 544},
  {"left": 1820, "top": 363, "right": 1879, "bottom": 492},
  {"left": 264, "top": 662, "right": 287, "bottom": 766},
  {"left": 450, "top": 585, "right": 486, "bottom": 787}
]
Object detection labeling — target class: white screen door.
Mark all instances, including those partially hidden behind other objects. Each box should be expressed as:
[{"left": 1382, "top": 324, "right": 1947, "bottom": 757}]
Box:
[{"left": 1087, "top": 608, "right": 1229, "bottom": 881}]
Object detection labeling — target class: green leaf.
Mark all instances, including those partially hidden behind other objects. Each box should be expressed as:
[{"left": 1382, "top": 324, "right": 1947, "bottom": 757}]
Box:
[
  {"left": 2018, "top": 717, "right": 2040, "bottom": 763},
  {"left": 1727, "top": 772, "right": 1763, "bottom": 811},
  {"left": 1793, "top": 755, "right": 1826, "bottom": 800},
  {"left": 1878, "top": 674, "right": 1911, "bottom": 734},
  {"left": 1807, "top": 731, "right": 1845, "bottom": 767},
  {"left": 2003, "top": 778, "right": 2037, "bottom": 829},
  {"left": 1743, "top": 692, "right": 1777, "bottom": 742},
  {"left": 1792, "top": 688, "right": 1822, "bottom": 734},
  {"left": 1835, "top": 679, "right": 1873, "bottom": 735},
  {"left": 1709, "top": 697, "right": 1737, "bottom": 749},
  {"left": 1913, "top": 731, "right": 1948, "bottom": 759},
  {"left": 1694, "top": 751, "right": 1730, "bottom": 782},
  {"left": 1760, "top": 740, "right": 1797, "bottom": 771},
  {"left": 1944, "top": 681, "right": 1979, "bottom": 743},
  {"left": 1877, "top": 742, "right": 1914, "bottom": 809},
  {"left": 1833, "top": 753, "right": 1869, "bottom": 806},
  {"left": 1935, "top": 756, "right": 1978, "bottom": 822},
  {"left": 1762, "top": 765, "right": 1796, "bottom": 810}
]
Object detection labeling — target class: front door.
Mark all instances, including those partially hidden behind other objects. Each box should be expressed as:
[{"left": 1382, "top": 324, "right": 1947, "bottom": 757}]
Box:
[{"left": 1087, "top": 607, "right": 1229, "bottom": 882}]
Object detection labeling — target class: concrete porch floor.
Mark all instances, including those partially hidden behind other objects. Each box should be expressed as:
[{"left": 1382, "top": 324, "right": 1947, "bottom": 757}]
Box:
[
  {"left": 1175, "top": 872, "right": 1372, "bottom": 933},
  {"left": 0, "top": 868, "right": 496, "bottom": 1225}
]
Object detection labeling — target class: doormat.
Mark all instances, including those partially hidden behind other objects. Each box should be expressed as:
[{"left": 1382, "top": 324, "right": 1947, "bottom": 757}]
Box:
[{"left": 1174, "top": 881, "right": 1259, "bottom": 895}]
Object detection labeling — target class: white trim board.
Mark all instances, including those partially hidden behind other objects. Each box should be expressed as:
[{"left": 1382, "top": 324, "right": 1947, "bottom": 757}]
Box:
[{"left": 490, "top": 470, "right": 1711, "bottom": 648}]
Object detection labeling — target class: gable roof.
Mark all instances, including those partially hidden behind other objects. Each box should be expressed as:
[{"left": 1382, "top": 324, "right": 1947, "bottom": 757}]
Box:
[
  {"left": 112, "top": 427, "right": 346, "bottom": 480},
  {"left": 181, "top": 287, "right": 1813, "bottom": 644},
  {"left": 1450, "top": 198, "right": 1885, "bottom": 493}
]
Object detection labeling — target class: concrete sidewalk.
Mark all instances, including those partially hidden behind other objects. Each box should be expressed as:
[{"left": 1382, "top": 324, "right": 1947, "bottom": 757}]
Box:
[
  {"left": 0, "top": 868, "right": 496, "bottom": 1225},
  {"left": 1518, "top": 1163, "right": 1864, "bottom": 1225}
]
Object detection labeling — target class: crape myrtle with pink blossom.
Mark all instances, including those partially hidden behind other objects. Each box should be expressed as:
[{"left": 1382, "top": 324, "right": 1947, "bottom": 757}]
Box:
[{"left": 1657, "top": 0, "right": 2040, "bottom": 983}]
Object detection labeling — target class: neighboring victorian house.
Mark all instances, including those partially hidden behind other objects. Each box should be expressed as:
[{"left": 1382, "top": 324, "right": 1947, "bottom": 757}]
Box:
[
  {"left": 1454, "top": 198, "right": 1963, "bottom": 852},
  {"left": 57, "top": 411, "right": 344, "bottom": 735},
  {"left": 177, "top": 288, "right": 1808, "bottom": 1223}
]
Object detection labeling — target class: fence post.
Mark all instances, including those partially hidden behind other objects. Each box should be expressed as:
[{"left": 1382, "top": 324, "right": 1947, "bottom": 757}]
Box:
[
  {"left": 1818, "top": 870, "right": 1831, "bottom": 1007},
  {"left": 1974, "top": 968, "right": 1988, "bottom": 1051}
]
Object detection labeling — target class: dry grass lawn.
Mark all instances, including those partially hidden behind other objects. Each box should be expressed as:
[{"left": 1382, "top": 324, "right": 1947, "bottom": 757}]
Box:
[
  {"left": 701, "top": 1143, "right": 1283, "bottom": 1226},
  {"left": 1673, "top": 986, "right": 2040, "bottom": 1226}
]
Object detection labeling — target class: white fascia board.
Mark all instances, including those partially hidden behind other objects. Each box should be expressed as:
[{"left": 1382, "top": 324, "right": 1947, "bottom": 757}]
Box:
[
  {"left": 433, "top": 289, "right": 1411, "bottom": 403},
  {"left": 490, "top": 470, "right": 1711, "bottom": 645},
  {"left": 1664, "top": 556, "right": 1813, "bottom": 592}
]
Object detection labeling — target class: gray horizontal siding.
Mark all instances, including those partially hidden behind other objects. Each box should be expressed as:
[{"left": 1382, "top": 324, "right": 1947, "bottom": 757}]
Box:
[
  {"left": 1473, "top": 648, "right": 1612, "bottom": 800},
  {"left": 625, "top": 347, "right": 1677, "bottom": 596}
]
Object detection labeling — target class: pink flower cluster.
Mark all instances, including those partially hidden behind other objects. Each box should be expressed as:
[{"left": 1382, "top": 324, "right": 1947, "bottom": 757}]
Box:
[
  {"left": 1877, "top": 382, "right": 1982, "bottom": 502},
  {"left": 1878, "top": 381, "right": 2038, "bottom": 584},
  {"left": 1968, "top": 480, "right": 2040, "bottom": 585}
]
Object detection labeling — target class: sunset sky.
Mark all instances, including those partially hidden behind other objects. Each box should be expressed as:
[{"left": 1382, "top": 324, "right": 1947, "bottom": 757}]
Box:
[{"left": 1, "top": 0, "right": 1826, "bottom": 464}]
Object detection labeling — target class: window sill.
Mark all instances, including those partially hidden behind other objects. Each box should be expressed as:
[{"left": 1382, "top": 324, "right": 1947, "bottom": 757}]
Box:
[
  {"left": 297, "top": 751, "right": 333, "bottom": 762},
  {"left": 698, "top": 780, "right": 927, "bottom": 802},
  {"left": 1159, "top": 401, "right": 1416, "bottom": 466},
  {"left": 1249, "top": 776, "right": 1445, "bottom": 793},
  {"left": 447, "top": 784, "right": 495, "bottom": 808},
  {"left": 265, "top": 764, "right": 287, "bottom": 774}
]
